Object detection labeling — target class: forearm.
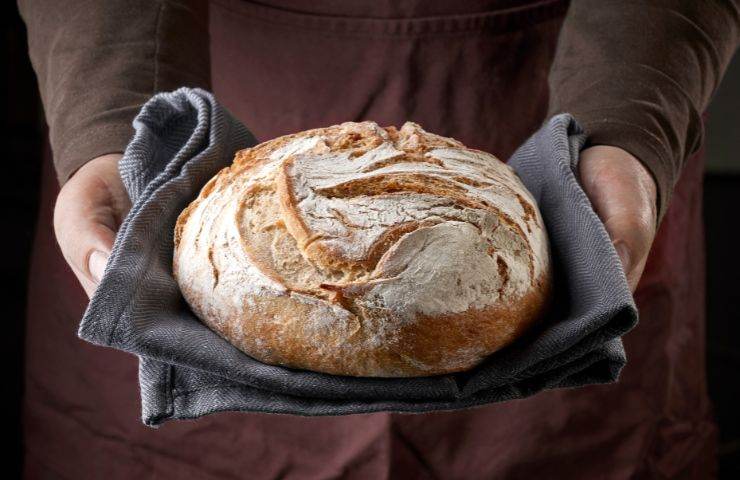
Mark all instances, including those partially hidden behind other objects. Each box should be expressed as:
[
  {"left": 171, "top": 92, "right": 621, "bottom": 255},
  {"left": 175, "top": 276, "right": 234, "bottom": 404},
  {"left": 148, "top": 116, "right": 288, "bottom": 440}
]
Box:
[
  {"left": 549, "top": 0, "right": 740, "bottom": 220},
  {"left": 19, "top": 0, "right": 211, "bottom": 184}
]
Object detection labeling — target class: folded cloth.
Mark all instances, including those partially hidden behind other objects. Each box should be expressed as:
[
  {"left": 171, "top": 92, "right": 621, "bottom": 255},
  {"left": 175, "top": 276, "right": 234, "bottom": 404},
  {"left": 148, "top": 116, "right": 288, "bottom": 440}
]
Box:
[{"left": 79, "top": 88, "right": 638, "bottom": 426}]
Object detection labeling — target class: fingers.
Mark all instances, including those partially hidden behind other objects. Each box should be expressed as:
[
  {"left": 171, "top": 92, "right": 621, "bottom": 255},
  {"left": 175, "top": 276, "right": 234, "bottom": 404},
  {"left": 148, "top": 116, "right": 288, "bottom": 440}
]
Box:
[
  {"left": 578, "top": 146, "right": 658, "bottom": 292},
  {"left": 53, "top": 154, "right": 129, "bottom": 298}
]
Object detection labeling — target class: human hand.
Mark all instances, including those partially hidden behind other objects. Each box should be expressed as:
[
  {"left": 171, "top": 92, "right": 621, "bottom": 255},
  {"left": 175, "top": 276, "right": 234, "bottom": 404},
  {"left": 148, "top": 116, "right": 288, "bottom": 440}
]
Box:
[
  {"left": 54, "top": 154, "right": 130, "bottom": 298},
  {"left": 578, "top": 146, "right": 658, "bottom": 292}
]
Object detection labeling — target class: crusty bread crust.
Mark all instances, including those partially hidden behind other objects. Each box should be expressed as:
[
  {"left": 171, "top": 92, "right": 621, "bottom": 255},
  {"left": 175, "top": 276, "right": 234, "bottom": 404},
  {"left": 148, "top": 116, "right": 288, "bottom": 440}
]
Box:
[{"left": 173, "top": 121, "right": 551, "bottom": 377}]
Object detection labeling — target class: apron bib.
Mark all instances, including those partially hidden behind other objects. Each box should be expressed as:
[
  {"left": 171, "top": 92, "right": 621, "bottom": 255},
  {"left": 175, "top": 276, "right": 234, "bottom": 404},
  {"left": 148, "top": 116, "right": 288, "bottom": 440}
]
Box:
[{"left": 24, "top": 1, "right": 715, "bottom": 478}]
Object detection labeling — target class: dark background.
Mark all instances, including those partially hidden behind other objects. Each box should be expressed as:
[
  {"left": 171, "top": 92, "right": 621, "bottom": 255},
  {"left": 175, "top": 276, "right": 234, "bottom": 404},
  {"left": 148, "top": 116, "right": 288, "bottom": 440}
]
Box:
[{"left": 4, "top": 2, "right": 739, "bottom": 478}]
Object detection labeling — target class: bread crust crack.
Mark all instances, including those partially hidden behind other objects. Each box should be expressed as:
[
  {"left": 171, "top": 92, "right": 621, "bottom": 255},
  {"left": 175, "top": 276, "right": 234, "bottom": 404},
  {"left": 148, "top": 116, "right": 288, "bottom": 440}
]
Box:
[{"left": 173, "top": 121, "right": 551, "bottom": 377}]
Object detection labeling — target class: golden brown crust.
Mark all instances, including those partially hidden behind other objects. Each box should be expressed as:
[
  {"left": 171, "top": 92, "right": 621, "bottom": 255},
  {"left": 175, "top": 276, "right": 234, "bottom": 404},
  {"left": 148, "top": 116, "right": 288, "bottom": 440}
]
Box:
[{"left": 173, "top": 121, "right": 552, "bottom": 377}]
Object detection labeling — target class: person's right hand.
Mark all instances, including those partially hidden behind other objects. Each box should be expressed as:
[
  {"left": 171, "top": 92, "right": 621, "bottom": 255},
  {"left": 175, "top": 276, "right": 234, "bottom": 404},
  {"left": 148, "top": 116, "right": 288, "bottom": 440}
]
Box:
[{"left": 54, "top": 154, "right": 130, "bottom": 298}]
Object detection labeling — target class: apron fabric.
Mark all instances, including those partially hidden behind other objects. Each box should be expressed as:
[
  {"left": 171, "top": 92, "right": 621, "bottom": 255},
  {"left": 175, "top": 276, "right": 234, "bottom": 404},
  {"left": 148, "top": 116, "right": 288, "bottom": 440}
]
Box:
[{"left": 23, "top": 1, "right": 716, "bottom": 478}]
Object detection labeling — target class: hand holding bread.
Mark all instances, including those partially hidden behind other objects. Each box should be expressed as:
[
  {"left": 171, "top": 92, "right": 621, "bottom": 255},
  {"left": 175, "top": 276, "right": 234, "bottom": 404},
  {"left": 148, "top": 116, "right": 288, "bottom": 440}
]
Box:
[
  {"left": 54, "top": 154, "right": 129, "bottom": 298},
  {"left": 53, "top": 119, "right": 655, "bottom": 379},
  {"left": 578, "top": 146, "right": 657, "bottom": 292}
]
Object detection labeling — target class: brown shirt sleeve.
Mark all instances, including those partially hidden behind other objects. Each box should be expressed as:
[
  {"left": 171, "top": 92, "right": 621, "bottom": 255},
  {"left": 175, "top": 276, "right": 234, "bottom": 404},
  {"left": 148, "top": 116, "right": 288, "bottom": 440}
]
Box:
[
  {"left": 18, "top": 0, "right": 211, "bottom": 184},
  {"left": 549, "top": 0, "right": 740, "bottom": 220}
]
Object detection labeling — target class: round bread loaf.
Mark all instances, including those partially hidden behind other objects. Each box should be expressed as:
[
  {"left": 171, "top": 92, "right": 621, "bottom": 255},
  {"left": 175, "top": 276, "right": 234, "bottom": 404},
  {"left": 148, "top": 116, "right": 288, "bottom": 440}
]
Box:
[{"left": 173, "top": 121, "right": 551, "bottom": 377}]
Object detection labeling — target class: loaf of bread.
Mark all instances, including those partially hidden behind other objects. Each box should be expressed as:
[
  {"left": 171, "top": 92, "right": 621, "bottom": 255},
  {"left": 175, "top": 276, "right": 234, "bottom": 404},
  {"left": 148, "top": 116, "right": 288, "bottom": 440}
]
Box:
[{"left": 173, "top": 121, "right": 551, "bottom": 377}]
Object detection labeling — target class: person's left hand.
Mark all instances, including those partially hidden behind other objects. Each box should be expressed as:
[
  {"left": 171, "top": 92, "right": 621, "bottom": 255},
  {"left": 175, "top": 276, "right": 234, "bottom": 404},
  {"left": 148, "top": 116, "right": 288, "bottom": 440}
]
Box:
[{"left": 578, "top": 145, "right": 658, "bottom": 292}]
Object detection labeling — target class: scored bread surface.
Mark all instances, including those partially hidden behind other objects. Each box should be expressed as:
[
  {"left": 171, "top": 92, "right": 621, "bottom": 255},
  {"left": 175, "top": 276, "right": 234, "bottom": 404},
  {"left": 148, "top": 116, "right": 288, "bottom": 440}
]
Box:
[{"left": 173, "top": 121, "right": 551, "bottom": 377}]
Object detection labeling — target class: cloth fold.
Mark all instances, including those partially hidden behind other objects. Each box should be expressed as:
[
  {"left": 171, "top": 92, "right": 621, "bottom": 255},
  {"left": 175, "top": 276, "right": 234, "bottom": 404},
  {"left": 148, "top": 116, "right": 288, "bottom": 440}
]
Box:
[{"left": 79, "top": 88, "right": 638, "bottom": 426}]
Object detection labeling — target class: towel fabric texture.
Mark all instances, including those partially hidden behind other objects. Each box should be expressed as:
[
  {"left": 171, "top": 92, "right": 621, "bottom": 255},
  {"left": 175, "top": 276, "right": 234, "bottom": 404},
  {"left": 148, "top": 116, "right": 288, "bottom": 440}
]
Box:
[{"left": 79, "top": 88, "right": 637, "bottom": 426}]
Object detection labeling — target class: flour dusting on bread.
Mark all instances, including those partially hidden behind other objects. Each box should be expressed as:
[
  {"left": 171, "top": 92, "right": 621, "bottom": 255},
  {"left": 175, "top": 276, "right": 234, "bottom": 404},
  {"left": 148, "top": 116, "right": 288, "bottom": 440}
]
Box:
[{"left": 173, "top": 121, "right": 551, "bottom": 377}]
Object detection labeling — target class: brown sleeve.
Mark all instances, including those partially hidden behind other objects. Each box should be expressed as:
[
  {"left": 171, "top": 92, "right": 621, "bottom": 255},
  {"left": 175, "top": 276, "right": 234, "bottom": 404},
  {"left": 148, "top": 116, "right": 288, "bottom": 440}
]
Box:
[
  {"left": 18, "top": 0, "right": 211, "bottom": 184},
  {"left": 549, "top": 0, "right": 740, "bottom": 220}
]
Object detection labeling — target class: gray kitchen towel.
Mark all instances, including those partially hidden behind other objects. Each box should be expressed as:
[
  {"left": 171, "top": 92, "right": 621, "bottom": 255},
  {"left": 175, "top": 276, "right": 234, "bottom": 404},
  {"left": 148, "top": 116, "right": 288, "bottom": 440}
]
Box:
[{"left": 79, "top": 88, "right": 638, "bottom": 426}]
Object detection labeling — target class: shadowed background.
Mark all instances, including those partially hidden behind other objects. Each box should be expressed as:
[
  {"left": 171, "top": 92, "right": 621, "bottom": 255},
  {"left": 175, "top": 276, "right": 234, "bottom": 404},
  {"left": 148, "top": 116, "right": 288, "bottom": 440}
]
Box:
[{"left": 3, "top": 2, "right": 738, "bottom": 478}]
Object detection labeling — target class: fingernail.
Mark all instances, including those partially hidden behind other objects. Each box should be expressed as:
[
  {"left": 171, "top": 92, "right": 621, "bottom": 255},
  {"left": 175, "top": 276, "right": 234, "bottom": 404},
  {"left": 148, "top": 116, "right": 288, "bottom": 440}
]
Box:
[
  {"left": 88, "top": 250, "right": 109, "bottom": 283},
  {"left": 613, "top": 241, "right": 632, "bottom": 274}
]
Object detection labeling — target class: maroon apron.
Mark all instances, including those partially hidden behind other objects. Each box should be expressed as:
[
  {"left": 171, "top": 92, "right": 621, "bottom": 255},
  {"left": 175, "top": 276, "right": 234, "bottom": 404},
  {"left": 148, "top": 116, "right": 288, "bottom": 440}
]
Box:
[{"left": 24, "top": 1, "right": 717, "bottom": 478}]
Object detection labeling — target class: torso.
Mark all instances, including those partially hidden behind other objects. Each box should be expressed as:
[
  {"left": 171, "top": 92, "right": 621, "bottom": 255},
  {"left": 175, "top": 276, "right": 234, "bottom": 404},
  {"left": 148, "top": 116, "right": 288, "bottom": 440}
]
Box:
[{"left": 22, "top": 1, "right": 715, "bottom": 478}]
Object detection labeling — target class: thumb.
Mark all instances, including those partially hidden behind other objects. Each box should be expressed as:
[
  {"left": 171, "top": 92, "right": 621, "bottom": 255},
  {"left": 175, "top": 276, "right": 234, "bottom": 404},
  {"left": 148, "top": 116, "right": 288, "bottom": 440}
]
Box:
[
  {"left": 602, "top": 213, "right": 655, "bottom": 291},
  {"left": 55, "top": 206, "right": 115, "bottom": 294},
  {"left": 612, "top": 240, "right": 632, "bottom": 282},
  {"left": 53, "top": 154, "right": 128, "bottom": 298},
  {"left": 578, "top": 146, "right": 657, "bottom": 292},
  {"left": 88, "top": 250, "right": 110, "bottom": 285}
]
